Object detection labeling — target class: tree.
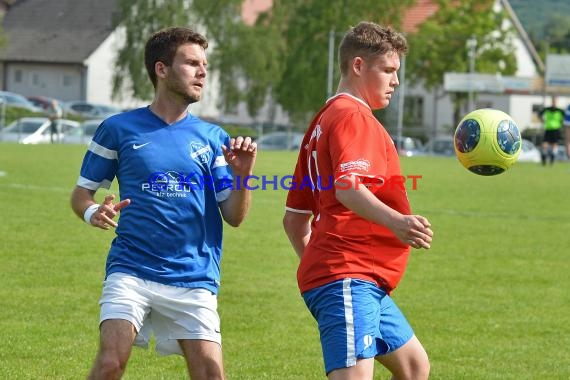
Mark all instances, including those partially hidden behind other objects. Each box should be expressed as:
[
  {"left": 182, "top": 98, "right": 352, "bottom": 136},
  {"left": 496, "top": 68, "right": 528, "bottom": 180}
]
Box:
[
  {"left": 192, "top": 0, "right": 414, "bottom": 123},
  {"left": 111, "top": 0, "right": 196, "bottom": 102},
  {"left": 406, "top": 0, "right": 517, "bottom": 126},
  {"left": 542, "top": 14, "right": 570, "bottom": 54}
]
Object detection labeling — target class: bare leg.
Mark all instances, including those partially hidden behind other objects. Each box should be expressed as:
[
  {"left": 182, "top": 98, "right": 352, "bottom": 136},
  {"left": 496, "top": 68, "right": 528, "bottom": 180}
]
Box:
[
  {"left": 541, "top": 141, "right": 548, "bottom": 166},
  {"left": 376, "top": 335, "right": 430, "bottom": 380},
  {"left": 550, "top": 143, "right": 558, "bottom": 165},
  {"left": 179, "top": 339, "right": 225, "bottom": 380},
  {"left": 565, "top": 128, "right": 570, "bottom": 159},
  {"left": 87, "top": 319, "right": 137, "bottom": 380},
  {"left": 327, "top": 357, "right": 375, "bottom": 380}
]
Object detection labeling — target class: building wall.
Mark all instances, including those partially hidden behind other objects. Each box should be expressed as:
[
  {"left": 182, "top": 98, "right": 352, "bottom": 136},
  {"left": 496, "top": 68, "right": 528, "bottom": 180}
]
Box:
[
  {"left": 3, "top": 62, "right": 83, "bottom": 100},
  {"left": 84, "top": 32, "right": 116, "bottom": 105},
  {"left": 83, "top": 28, "right": 148, "bottom": 109}
]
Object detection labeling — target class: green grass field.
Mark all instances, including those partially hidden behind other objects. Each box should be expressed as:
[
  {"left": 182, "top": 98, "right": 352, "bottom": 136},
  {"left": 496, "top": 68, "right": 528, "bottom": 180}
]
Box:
[{"left": 0, "top": 143, "right": 569, "bottom": 379}]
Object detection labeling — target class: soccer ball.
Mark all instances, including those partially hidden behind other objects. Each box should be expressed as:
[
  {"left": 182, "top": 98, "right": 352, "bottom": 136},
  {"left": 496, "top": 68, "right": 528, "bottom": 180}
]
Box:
[{"left": 454, "top": 108, "right": 522, "bottom": 176}]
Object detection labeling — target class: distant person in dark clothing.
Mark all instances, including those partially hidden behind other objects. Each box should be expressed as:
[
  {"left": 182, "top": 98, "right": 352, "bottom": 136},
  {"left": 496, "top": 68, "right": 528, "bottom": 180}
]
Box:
[
  {"left": 564, "top": 102, "right": 570, "bottom": 159},
  {"left": 49, "top": 99, "right": 63, "bottom": 143},
  {"left": 538, "top": 96, "right": 565, "bottom": 165}
]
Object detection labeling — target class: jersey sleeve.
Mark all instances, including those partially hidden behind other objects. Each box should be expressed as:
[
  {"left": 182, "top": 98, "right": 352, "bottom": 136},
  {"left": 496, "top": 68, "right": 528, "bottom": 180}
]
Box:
[
  {"left": 329, "top": 112, "right": 389, "bottom": 184},
  {"left": 77, "top": 120, "right": 118, "bottom": 190},
  {"left": 285, "top": 155, "right": 314, "bottom": 214},
  {"left": 211, "top": 132, "right": 234, "bottom": 203}
]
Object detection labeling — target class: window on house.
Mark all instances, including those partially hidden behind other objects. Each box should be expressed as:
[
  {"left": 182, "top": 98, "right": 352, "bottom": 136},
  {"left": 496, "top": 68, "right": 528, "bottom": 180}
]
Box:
[
  {"left": 14, "top": 70, "right": 22, "bottom": 83},
  {"left": 63, "top": 75, "right": 73, "bottom": 87},
  {"left": 32, "top": 73, "right": 40, "bottom": 86},
  {"left": 404, "top": 96, "right": 424, "bottom": 125},
  {"left": 476, "top": 101, "right": 492, "bottom": 109}
]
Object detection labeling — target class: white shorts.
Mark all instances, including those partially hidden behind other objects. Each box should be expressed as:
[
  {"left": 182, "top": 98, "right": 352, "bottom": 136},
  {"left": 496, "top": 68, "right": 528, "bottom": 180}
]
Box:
[{"left": 99, "top": 272, "right": 221, "bottom": 356}]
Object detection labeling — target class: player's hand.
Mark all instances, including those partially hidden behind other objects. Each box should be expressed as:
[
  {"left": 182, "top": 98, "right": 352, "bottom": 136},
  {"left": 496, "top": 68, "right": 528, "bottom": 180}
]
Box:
[
  {"left": 90, "top": 194, "right": 131, "bottom": 230},
  {"left": 222, "top": 136, "right": 257, "bottom": 176},
  {"left": 394, "top": 214, "right": 433, "bottom": 249}
]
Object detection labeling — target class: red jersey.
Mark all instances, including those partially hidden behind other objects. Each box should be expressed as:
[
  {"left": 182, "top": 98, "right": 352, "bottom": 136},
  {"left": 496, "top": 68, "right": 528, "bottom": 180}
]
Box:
[{"left": 286, "top": 93, "right": 411, "bottom": 294}]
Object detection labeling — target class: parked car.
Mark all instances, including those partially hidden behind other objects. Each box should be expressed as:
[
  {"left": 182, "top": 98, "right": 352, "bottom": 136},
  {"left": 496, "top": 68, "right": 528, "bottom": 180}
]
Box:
[
  {"left": 1, "top": 117, "right": 79, "bottom": 144},
  {"left": 422, "top": 135, "right": 456, "bottom": 156},
  {"left": 517, "top": 139, "right": 541, "bottom": 163},
  {"left": 0, "top": 91, "right": 42, "bottom": 112},
  {"left": 26, "top": 95, "right": 63, "bottom": 113},
  {"left": 391, "top": 135, "right": 424, "bottom": 157},
  {"left": 63, "top": 101, "right": 121, "bottom": 118},
  {"left": 256, "top": 132, "right": 304, "bottom": 150},
  {"left": 61, "top": 119, "right": 103, "bottom": 145}
]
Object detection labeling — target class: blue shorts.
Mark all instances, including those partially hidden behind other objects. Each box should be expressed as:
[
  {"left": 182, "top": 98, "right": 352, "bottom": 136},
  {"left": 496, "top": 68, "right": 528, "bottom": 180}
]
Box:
[{"left": 302, "top": 278, "right": 414, "bottom": 374}]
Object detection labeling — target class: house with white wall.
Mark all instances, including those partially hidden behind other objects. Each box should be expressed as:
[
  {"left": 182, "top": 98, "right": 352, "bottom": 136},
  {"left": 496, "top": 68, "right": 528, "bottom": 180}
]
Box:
[
  {"left": 401, "top": 0, "right": 568, "bottom": 139},
  {"left": 0, "top": 0, "right": 143, "bottom": 109},
  {"left": 0, "top": 0, "right": 559, "bottom": 136}
]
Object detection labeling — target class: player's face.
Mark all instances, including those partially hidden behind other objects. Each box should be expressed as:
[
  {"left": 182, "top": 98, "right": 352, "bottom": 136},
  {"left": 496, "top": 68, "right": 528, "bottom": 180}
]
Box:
[
  {"left": 358, "top": 51, "right": 400, "bottom": 110},
  {"left": 164, "top": 43, "right": 207, "bottom": 104}
]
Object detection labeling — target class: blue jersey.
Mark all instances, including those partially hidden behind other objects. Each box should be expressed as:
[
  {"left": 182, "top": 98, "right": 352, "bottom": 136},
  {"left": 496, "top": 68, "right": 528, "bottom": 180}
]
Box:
[{"left": 77, "top": 107, "right": 233, "bottom": 293}]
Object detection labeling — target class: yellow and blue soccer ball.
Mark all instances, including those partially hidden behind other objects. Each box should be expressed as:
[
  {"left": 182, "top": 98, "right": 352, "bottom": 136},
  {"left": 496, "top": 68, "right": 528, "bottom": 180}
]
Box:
[{"left": 454, "top": 108, "right": 522, "bottom": 176}]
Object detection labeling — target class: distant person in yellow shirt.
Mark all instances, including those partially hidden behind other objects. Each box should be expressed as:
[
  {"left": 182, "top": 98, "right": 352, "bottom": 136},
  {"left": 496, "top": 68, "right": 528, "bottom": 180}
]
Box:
[{"left": 538, "top": 96, "right": 565, "bottom": 165}]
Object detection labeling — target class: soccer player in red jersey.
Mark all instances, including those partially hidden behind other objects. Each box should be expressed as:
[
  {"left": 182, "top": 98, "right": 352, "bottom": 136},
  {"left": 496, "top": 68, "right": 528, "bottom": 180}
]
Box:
[{"left": 283, "top": 21, "right": 433, "bottom": 380}]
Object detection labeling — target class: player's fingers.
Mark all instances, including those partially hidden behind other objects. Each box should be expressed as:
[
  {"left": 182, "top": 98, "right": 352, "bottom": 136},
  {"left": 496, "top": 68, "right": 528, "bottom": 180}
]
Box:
[
  {"left": 422, "top": 226, "right": 434, "bottom": 238},
  {"left": 114, "top": 199, "right": 131, "bottom": 212},
  {"left": 239, "top": 136, "right": 252, "bottom": 150},
  {"left": 222, "top": 145, "right": 236, "bottom": 162},
  {"left": 234, "top": 136, "right": 244, "bottom": 149},
  {"left": 99, "top": 204, "right": 117, "bottom": 218},
  {"left": 415, "top": 215, "right": 431, "bottom": 228},
  {"left": 103, "top": 194, "right": 115, "bottom": 205},
  {"left": 412, "top": 237, "right": 430, "bottom": 249},
  {"left": 247, "top": 141, "right": 258, "bottom": 153},
  {"left": 408, "top": 230, "right": 431, "bottom": 249},
  {"left": 92, "top": 214, "right": 110, "bottom": 230},
  {"left": 96, "top": 212, "right": 117, "bottom": 229}
]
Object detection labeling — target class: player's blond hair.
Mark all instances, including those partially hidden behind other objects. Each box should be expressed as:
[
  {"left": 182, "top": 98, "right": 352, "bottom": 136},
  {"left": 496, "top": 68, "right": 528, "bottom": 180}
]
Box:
[{"left": 338, "top": 21, "right": 408, "bottom": 76}]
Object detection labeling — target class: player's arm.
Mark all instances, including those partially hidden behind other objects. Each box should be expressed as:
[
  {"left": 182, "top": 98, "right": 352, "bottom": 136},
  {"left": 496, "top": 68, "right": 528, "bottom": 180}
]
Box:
[
  {"left": 219, "top": 182, "right": 251, "bottom": 227},
  {"left": 219, "top": 136, "right": 257, "bottom": 227},
  {"left": 70, "top": 186, "right": 130, "bottom": 230},
  {"left": 335, "top": 175, "right": 432, "bottom": 249},
  {"left": 283, "top": 211, "right": 312, "bottom": 258}
]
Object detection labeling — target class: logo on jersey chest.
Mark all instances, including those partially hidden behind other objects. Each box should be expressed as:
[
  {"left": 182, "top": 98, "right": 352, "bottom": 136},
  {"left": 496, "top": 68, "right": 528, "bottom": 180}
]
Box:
[{"left": 189, "top": 141, "right": 212, "bottom": 165}]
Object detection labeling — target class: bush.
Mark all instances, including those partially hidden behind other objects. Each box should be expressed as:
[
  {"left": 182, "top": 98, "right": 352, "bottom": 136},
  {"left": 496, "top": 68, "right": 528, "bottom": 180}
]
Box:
[
  {"left": 521, "top": 127, "right": 542, "bottom": 145},
  {"left": 0, "top": 106, "right": 45, "bottom": 127},
  {"left": 0, "top": 106, "right": 88, "bottom": 129},
  {"left": 221, "top": 124, "right": 259, "bottom": 139}
]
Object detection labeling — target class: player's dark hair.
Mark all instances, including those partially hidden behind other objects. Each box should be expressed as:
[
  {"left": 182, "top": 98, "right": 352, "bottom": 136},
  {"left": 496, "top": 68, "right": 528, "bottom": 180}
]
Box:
[
  {"left": 338, "top": 21, "right": 408, "bottom": 76},
  {"left": 144, "top": 27, "right": 208, "bottom": 88}
]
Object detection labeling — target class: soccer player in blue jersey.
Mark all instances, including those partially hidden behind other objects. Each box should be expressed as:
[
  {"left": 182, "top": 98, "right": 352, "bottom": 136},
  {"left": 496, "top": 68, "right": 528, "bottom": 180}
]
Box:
[{"left": 70, "top": 27, "right": 257, "bottom": 380}]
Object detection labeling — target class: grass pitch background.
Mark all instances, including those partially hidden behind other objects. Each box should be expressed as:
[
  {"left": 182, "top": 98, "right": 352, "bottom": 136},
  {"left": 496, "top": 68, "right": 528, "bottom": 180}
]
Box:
[{"left": 0, "top": 143, "right": 569, "bottom": 379}]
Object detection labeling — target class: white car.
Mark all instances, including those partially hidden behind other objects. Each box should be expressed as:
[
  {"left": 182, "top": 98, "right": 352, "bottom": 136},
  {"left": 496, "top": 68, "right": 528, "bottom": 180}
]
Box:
[
  {"left": 517, "top": 139, "right": 541, "bottom": 163},
  {"left": 256, "top": 132, "right": 304, "bottom": 150},
  {"left": 63, "top": 101, "right": 120, "bottom": 119},
  {"left": 391, "top": 135, "right": 424, "bottom": 157},
  {"left": 0, "top": 117, "right": 79, "bottom": 144},
  {"left": 0, "top": 91, "right": 43, "bottom": 112},
  {"left": 422, "top": 135, "right": 455, "bottom": 156},
  {"left": 61, "top": 119, "right": 103, "bottom": 145}
]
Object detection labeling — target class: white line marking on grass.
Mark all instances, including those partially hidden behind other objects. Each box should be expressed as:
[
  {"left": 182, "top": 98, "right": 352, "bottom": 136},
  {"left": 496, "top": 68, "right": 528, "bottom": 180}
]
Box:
[
  {"left": 421, "top": 208, "right": 568, "bottom": 222},
  {"left": 0, "top": 183, "right": 69, "bottom": 193},
  {"left": 0, "top": 171, "right": 6, "bottom": 177}
]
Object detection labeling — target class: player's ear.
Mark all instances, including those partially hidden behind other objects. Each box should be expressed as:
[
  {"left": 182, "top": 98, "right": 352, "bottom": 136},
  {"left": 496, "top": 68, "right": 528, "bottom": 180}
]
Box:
[
  {"left": 352, "top": 57, "right": 364, "bottom": 76},
  {"left": 155, "top": 61, "right": 168, "bottom": 79}
]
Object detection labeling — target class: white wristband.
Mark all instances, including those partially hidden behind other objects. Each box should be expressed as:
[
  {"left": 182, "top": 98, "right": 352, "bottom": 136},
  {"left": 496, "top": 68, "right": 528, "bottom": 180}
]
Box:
[{"left": 83, "top": 204, "right": 100, "bottom": 225}]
